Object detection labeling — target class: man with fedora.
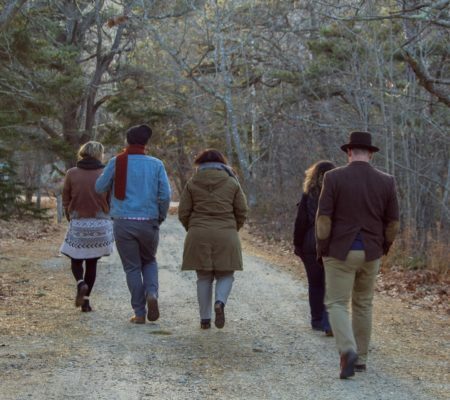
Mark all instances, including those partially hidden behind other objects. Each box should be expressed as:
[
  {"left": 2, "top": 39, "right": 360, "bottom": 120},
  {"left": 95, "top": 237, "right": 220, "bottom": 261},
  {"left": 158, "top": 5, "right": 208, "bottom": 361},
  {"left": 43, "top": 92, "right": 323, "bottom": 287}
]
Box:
[
  {"left": 96, "top": 124, "right": 171, "bottom": 324},
  {"left": 316, "top": 131, "right": 399, "bottom": 379}
]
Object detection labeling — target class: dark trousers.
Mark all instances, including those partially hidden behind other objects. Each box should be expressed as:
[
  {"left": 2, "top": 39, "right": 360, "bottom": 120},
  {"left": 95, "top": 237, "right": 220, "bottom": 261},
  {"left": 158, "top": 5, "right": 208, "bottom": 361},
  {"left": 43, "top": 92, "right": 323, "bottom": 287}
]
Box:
[{"left": 300, "top": 254, "right": 330, "bottom": 331}]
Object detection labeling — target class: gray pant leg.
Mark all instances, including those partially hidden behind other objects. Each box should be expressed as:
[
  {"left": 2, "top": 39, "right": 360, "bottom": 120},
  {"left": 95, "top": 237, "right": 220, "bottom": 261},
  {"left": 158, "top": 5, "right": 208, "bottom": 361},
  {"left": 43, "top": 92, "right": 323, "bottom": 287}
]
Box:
[
  {"left": 215, "top": 271, "right": 234, "bottom": 305},
  {"left": 196, "top": 271, "right": 214, "bottom": 320},
  {"left": 114, "top": 219, "right": 160, "bottom": 317}
]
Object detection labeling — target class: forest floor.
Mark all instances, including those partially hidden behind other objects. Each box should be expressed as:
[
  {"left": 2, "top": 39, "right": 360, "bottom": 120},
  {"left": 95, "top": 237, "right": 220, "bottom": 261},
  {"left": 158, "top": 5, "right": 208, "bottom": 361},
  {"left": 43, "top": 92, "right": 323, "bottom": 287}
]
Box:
[{"left": 0, "top": 214, "right": 449, "bottom": 400}]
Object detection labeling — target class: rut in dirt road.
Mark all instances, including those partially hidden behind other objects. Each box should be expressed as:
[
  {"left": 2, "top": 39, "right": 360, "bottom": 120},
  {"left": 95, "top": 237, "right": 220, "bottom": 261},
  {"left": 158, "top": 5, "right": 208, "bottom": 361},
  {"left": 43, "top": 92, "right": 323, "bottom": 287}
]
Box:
[{"left": 0, "top": 216, "right": 446, "bottom": 400}]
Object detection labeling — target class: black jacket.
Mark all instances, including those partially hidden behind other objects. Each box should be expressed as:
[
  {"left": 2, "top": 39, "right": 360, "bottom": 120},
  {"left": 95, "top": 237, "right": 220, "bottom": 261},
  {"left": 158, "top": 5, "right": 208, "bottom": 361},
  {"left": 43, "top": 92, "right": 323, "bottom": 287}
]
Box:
[{"left": 293, "top": 192, "right": 319, "bottom": 257}]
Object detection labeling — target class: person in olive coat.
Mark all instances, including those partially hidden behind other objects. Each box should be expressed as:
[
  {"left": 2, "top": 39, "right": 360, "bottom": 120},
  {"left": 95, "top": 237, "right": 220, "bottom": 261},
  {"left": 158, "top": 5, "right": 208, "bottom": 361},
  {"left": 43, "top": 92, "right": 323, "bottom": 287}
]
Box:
[
  {"left": 178, "top": 149, "right": 248, "bottom": 329},
  {"left": 293, "top": 160, "right": 335, "bottom": 335}
]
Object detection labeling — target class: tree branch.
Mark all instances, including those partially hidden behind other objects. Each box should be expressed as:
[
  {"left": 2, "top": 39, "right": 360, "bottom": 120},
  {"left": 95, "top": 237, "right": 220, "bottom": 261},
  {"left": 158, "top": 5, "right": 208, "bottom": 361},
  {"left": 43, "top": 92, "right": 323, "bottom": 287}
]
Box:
[
  {"left": 38, "top": 120, "right": 61, "bottom": 140},
  {"left": 402, "top": 50, "right": 450, "bottom": 107}
]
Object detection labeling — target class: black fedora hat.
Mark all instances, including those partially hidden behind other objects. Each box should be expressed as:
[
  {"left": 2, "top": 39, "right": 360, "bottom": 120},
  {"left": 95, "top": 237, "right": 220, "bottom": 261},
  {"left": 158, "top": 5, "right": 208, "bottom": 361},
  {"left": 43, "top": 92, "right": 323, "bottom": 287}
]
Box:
[{"left": 341, "top": 131, "right": 379, "bottom": 153}]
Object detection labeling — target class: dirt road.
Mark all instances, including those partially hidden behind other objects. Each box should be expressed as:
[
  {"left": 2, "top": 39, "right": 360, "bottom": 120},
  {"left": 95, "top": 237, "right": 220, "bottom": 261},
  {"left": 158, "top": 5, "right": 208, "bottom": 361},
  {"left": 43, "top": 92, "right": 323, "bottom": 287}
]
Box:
[{"left": 0, "top": 216, "right": 448, "bottom": 399}]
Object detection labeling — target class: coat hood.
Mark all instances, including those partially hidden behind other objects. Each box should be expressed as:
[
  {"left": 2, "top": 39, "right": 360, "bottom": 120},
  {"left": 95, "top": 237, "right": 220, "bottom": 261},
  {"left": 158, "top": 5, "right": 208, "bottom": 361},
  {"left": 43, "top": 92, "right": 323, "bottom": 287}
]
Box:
[{"left": 190, "top": 169, "right": 231, "bottom": 192}]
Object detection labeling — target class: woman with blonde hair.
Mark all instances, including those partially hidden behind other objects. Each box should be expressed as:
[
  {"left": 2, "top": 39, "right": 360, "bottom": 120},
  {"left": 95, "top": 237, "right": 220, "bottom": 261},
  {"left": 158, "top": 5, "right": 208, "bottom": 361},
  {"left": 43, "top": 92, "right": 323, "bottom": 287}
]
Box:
[
  {"left": 293, "top": 160, "right": 335, "bottom": 335},
  {"left": 60, "top": 141, "right": 114, "bottom": 312},
  {"left": 179, "top": 149, "right": 248, "bottom": 329}
]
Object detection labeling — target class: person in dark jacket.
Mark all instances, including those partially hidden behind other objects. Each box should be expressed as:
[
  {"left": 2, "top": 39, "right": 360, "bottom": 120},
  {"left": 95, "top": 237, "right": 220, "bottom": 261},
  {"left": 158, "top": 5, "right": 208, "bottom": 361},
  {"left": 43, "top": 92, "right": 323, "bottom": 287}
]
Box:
[{"left": 293, "top": 160, "right": 335, "bottom": 335}]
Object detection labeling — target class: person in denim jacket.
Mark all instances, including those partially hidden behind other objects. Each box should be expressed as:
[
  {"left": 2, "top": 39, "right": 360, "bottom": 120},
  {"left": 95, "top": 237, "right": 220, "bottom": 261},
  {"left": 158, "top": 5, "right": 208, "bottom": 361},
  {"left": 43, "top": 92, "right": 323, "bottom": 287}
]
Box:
[{"left": 96, "top": 125, "right": 171, "bottom": 324}]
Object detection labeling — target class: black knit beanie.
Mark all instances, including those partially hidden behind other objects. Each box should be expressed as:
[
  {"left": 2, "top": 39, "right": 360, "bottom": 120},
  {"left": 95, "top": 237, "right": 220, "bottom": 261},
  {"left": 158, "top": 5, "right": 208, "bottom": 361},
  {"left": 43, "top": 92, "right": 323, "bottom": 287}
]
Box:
[{"left": 126, "top": 124, "right": 152, "bottom": 145}]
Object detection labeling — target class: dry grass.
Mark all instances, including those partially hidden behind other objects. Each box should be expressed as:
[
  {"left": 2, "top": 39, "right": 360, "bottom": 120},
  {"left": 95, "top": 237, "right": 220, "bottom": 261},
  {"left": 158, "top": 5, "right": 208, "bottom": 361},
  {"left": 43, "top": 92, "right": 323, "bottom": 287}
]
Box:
[
  {"left": 0, "top": 217, "right": 89, "bottom": 338},
  {"left": 383, "top": 226, "right": 449, "bottom": 275},
  {"left": 428, "top": 233, "right": 450, "bottom": 276}
]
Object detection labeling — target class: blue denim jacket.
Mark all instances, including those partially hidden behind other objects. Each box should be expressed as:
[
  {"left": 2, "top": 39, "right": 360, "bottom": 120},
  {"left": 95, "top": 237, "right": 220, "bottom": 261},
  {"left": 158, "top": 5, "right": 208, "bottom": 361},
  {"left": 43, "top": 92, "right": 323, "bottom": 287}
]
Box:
[{"left": 95, "top": 155, "right": 171, "bottom": 221}]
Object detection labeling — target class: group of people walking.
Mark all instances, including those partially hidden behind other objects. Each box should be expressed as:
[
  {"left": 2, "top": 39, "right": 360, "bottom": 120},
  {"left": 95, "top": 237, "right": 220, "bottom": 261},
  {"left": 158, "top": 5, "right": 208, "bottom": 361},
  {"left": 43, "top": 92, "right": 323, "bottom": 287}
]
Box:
[
  {"left": 60, "top": 125, "right": 246, "bottom": 329},
  {"left": 60, "top": 126, "right": 399, "bottom": 380}
]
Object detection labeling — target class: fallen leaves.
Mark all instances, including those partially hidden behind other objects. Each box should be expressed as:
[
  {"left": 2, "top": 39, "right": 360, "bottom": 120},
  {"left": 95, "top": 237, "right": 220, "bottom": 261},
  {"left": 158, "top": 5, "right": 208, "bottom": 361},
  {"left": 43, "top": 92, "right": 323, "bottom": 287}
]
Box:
[
  {"left": 0, "top": 218, "right": 62, "bottom": 242},
  {"left": 377, "top": 267, "right": 449, "bottom": 314}
]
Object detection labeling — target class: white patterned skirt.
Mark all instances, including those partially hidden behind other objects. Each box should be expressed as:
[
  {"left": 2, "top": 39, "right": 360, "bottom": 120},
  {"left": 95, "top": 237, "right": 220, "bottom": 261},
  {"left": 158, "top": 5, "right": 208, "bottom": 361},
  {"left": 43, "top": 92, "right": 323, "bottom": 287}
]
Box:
[{"left": 60, "top": 218, "right": 114, "bottom": 259}]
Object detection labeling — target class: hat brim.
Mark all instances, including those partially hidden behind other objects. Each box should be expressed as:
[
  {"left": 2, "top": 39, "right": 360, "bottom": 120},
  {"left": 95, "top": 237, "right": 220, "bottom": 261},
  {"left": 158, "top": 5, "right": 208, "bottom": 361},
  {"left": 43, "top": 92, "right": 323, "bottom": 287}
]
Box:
[{"left": 341, "top": 144, "right": 379, "bottom": 153}]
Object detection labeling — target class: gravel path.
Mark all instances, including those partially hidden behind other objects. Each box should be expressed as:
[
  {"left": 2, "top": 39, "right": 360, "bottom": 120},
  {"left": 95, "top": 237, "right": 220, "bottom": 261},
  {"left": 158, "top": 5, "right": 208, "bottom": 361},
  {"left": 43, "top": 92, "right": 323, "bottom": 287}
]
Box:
[{"left": 0, "top": 216, "right": 448, "bottom": 399}]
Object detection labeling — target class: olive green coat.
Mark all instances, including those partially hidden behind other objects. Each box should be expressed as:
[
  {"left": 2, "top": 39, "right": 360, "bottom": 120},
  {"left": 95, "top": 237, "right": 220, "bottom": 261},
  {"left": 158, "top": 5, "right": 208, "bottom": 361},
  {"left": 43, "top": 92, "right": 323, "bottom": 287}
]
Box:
[{"left": 178, "top": 169, "right": 248, "bottom": 271}]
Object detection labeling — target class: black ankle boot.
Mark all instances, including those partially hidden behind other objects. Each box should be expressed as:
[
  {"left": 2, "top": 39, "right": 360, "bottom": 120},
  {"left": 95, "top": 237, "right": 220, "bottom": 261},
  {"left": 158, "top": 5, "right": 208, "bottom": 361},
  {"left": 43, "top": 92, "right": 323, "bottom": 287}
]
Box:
[{"left": 81, "top": 299, "right": 92, "bottom": 312}]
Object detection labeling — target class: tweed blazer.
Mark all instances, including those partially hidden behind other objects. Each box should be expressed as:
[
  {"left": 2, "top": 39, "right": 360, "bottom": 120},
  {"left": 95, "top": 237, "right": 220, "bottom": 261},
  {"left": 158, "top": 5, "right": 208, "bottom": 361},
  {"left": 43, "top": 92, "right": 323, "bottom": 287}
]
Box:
[{"left": 316, "top": 161, "right": 399, "bottom": 261}]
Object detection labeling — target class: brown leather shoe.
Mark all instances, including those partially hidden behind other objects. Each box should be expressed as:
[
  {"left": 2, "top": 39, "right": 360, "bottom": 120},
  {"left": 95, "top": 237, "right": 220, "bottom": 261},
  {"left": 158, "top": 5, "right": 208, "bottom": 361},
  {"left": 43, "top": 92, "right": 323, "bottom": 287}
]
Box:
[
  {"left": 129, "top": 315, "right": 145, "bottom": 324},
  {"left": 200, "top": 319, "right": 211, "bottom": 329},
  {"left": 214, "top": 301, "right": 225, "bottom": 329},
  {"left": 339, "top": 350, "right": 358, "bottom": 379},
  {"left": 75, "top": 283, "right": 89, "bottom": 307},
  {"left": 146, "top": 294, "right": 160, "bottom": 322}
]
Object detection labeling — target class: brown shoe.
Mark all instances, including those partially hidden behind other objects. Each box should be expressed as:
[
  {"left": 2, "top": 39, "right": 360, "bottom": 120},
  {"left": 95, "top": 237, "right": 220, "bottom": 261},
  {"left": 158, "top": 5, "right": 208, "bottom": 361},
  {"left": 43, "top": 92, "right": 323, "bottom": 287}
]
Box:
[
  {"left": 214, "top": 301, "right": 225, "bottom": 329},
  {"left": 339, "top": 350, "right": 358, "bottom": 379},
  {"left": 200, "top": 319, "right": 211, "bottom": 329},
  {"left": 75, "top": 283, "right": 89, "bottom": 307},
  {"left": 129, "top": 315, "right": 145, "bottom": 324},
  {"left": 146, "top": 294, "right": 160, "bottom": 322}
]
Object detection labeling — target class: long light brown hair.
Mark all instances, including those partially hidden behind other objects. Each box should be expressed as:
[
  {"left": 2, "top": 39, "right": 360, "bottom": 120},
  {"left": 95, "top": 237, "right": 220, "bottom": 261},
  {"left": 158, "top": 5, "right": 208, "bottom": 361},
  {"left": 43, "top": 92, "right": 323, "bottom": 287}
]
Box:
[{"left": 303, "top": 160, "right": 335, "bottom": 195}]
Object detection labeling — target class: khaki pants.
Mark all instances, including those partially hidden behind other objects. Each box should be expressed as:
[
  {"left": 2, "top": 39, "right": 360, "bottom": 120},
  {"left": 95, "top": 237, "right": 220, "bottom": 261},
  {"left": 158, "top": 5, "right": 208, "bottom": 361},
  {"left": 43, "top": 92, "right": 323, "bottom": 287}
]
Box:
[{"left": 324, "top": 251, "right": 380, "bottom": 364}]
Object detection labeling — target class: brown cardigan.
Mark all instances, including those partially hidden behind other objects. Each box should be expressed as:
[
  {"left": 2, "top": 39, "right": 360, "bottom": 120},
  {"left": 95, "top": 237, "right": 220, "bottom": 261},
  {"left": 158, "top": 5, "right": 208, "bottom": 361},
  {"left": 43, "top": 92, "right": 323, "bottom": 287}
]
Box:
[
  {"left": 63, "top": 167, "right": 110, "bottom": 219},
  {"left": 316, "top": 161, "right": 399, "bottom": 261}
]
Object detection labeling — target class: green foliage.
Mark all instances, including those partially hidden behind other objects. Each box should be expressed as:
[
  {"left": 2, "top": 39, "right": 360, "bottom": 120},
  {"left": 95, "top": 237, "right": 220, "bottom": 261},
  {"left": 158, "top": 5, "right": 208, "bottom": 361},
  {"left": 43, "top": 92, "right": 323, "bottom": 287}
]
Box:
[
  {"left": 1, "top": 28, "right": 57, "bottom": 123},
  {"left": 0, "top": 7, "right": 90, "bottom": 167},
  {"left": 0, "top": 150, "right": 48, "bottom": 220},
  {"left": 107, "top": 92, "right": 179, "bottom": 127},
  {"left": 0, "top": 158, "right": 21, "bottom": 219}
]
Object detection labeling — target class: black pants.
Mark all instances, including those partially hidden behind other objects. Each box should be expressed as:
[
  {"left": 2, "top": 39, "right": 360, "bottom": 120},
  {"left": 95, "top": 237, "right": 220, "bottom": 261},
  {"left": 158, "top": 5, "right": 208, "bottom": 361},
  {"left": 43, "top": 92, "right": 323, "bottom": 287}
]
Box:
[
  {"left": 300, "top": 254, "right": 330, "bottom": 330},
  {"left": 70, "top": 258, "right": 99, "bottom": 296}
]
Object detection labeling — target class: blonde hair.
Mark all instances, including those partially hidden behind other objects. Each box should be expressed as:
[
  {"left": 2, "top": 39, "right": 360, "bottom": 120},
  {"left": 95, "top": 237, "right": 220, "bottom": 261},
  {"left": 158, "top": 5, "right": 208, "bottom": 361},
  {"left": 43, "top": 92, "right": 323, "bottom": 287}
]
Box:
[
  {"left": 77, "top": 141, "right": 104, "bottom": 161},
  {"left": 303, "top": 160, "right": 335, "bottom": 194}
]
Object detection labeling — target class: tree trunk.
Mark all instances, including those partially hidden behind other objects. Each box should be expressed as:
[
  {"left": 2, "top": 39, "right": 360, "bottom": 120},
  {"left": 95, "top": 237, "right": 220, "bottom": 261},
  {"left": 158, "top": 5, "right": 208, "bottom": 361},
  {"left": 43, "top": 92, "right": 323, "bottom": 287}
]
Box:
[{"left": 56, "top": 193, "right": 63, "bottom": 224}]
